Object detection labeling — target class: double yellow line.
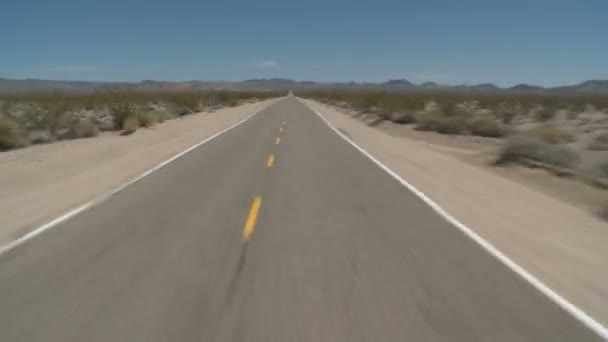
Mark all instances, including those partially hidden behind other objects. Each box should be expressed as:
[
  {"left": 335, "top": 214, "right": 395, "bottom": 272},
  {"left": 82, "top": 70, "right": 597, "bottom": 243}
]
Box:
[{"left": 242, "top": 120, "right": 287, "bottom": 243}]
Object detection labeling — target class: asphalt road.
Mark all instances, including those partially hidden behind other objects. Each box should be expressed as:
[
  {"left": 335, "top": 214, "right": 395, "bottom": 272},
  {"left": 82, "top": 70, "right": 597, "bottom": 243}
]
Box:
[{"left": 0, "top": 98, "right": 602, "bottom": 341}]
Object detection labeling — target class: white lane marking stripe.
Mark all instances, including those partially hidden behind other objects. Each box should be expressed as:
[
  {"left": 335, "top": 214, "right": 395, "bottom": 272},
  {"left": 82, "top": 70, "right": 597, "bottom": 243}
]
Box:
[
  {"left": 300, "top": 99, "right": 608, "bottom": 340},
  {"left": 0, "top": 108, "right": 266, "bottom": 255}
]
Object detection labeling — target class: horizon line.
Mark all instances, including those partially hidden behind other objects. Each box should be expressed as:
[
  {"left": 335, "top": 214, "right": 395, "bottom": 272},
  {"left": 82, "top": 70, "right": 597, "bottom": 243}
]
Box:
[{"left": 1, "top": 77, "right": 607, "bottom": 89}]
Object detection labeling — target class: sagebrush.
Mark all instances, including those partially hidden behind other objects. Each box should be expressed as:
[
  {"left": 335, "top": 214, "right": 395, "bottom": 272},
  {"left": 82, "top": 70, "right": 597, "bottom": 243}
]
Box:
[{"left": 0, "top": 90, "right": 279, "bottom": 150}]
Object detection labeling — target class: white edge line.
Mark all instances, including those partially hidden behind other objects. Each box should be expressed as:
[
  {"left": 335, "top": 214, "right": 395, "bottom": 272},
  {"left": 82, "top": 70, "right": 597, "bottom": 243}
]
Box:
[
  {"left": 0, "top": 108, "right": 265, "bottom": 256},
  {"left": 299, "top": 98, "right": 608, "bottom": 340}
]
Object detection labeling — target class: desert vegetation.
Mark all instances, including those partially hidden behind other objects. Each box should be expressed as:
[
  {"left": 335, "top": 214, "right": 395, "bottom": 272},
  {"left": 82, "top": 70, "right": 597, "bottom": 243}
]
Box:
[
  {"left": 300, "top": 89, "right": 608, "bottom": 186},
  {"left": 0, "top": 90, "right": 278, "bottom": 151}
]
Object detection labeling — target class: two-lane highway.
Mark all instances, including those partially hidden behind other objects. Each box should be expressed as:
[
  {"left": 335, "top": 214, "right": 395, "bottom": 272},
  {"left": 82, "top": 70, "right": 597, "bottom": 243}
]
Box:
[{"left": 0, "top": 98, "right": 602, "bottom": 341}]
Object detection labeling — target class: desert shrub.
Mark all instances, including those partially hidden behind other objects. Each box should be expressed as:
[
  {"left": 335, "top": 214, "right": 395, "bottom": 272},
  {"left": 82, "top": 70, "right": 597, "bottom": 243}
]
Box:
[
  {"left": 415, "top": 112, "right": 444, "bottom": 131},
  {"left": 121, "top": 115, "right": 139, "bottom": 135},
  {"left": 123, "top": 115, "right": 139, "bottom": 130},
  {"left": 436, "top": 116, "right": 467, "bottom": 134},
  {"left": 566, "top": 109, "right": 580, "bottom": 120},
  {"left": 110, "top": 104, "right": 137, "bottom": 130},
  {"left": 439, "top": 101, "right": 459, "bottom": 116},
  {"left": 587, "top": 132, "right": 608, "bottom": 151},
  {"left": 300, "top": 90, "right": 608, "bottom": 122},
  {"left": 0, "top": 90, "right": 280, "bottom": 134},
  {"left": 415, "top": 111, "right": 467, "bottom": 134},
  {"left": 496, "top": 135, "right": 580, "bottom": 169},
  {"left": 595, "top": 160, "right": 608, "bottom": 178},
  {"left": 390, "top": 111, "right": 417, "bottom": 124},
  {"left": 467, "top": 117, "right": 506, "bottom": 138},
  {"left": 353, "top": 93, "right": 380, "bottom": 112},
  {"left": 224, "top": 98, "right": 238, "bottom": 107},
  {"left": 83, "top": 102, "right": 96, "bottom": 111},
  {"left": 171, "top": 94, "right": 201, "bottom": 114},
  {"left": 211, "top": 91, "right": 239, "bottom": 107},
  {"left": 0, "top": 118, "right": 29, "bottom": 150},
  {"left": 67, "top": 118, "right": 99, "bottom": 139},
  {"left": 569, "top": 101, "right": 587, "bottom": 113},
  {"left": 534, "top": 106, "right": 556, "bottom": 121},
  {"left": 495, "top": 108, "right": 517, "bottom": 124},
  {"left": 599, "top": 204, "right": 608, "bottom": 221},
  {"left": 137, "top": 111, "right": 160, "bottom": 128},
  {"left": 528, "top": 125, "right": 575, "bottom": 144},
  {"left": 29, "top": 131, "right": 52, "bottom": 144},
  {"left": 158, "top": 111, "right": 175, "bottom": 123},
  {"left": 40, "top": 101, "right": 72, "bottom": 138}
]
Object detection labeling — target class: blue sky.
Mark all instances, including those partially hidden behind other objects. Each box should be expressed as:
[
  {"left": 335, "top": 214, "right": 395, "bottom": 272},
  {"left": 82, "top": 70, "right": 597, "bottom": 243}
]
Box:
[{"left": 2, "top": 0, "right": 607, "bottom": 86}]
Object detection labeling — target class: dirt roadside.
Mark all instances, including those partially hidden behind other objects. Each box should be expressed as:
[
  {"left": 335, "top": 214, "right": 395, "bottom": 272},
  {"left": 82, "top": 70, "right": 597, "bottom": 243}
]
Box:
[
  {"left": 0, "top": 98, "right": 278, "bottom": 245},
  {"left": 369, "top": 111, "right": 608, "bottom": 214},
  {"left": 301, "top": 98, "right": 608, "bottom": 327}
]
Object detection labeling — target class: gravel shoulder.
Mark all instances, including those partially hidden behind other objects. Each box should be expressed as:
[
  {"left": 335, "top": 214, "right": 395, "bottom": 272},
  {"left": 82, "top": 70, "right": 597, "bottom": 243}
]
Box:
[
  {"left": 0, "top": 99, "right": 277, "bottom": 245},
  {"left": 302, "top": 98, "right": 608, "bottom": 327}
]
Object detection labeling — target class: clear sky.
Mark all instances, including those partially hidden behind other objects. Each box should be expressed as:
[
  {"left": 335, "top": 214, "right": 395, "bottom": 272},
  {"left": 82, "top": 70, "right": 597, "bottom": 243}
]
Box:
[{"left": 2, "top": 0, "right": 607, "bottom": 86}]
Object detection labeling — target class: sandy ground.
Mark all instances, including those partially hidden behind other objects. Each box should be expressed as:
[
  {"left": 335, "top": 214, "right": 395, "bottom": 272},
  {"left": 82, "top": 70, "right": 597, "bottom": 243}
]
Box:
[
  {"left": 302, "top": 99, "right": 608, "bottom": 326},
  {"left": 376, "top": 119, "right": 608, "bottom": 213},
  {"left": 0, "top": 99, "right": 277, "bottom": 245}
]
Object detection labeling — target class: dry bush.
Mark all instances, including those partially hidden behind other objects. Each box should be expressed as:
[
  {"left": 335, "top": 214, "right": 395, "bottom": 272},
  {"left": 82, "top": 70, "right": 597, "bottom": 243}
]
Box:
[
  {"left": 170, "top": 94, "right": 201, "bottom": 114},
  {"left": 67, "top": 118, "right": 99, "bottom": 139},
  {"left": 567, "top": 109, "right": 580, "bottom": 120},
  {"left": 528, "top": 124, "right": 575, "bottom": 144},
  {"left": 137, "top": 111, "right": 160, "bottom": 128},
  {"left": 40, "top": 101, "right": 72, "bottom": 139},
  {"left": 595, "top": 161, "right": 608, "bottom": 219},
  {"left": 0, "top": 90, "right": 280, "bottom": 147},
  {"left": 599, "top": 205, "right": 608, "bottom": 221},
  {"left": 414, "top": 111, "right": 445, "bottom": 132},
  {"left": 1, "top": 90, "right": 279, "bottom": 127},
  {"left": 415, "top": 111, "right": 467, "bottom": 134},
  {"left": 110, "top": 104, "right": 137, "bottom": 130},
  {"left": 534, "top": 106, "right": 556, "bottom": 122},
  {"left": 121, "top": 116, "right": 139, "bottom": 135},
  {"left": 595, "top": 160, "right": 608, "bottom": 179},
  {"left": 587, "top": 132, "right": 608, "bottom": 151},
  {"left": 467, "top": 117, "right": 507, "bottom": 138},
  {"left": 210, "top": 91, "right": 239, "bottom": 107},
  {"left": 299, "top": 89, "right": 608, "bottom": 123},
  {"left": 390, "top": 111, "right": 417, "bottom": 124},
  {"left": 440, "top": 101, "right": 459, "bottom": 116},
  {"left": 496, "top": 135, "right": 580, "bottom": 169},
  {"left": 0, "top": 118, "right": 29, "bottom": 150},
  {"left": 494, "top": 108, "right": 517, "bottom": 124}
]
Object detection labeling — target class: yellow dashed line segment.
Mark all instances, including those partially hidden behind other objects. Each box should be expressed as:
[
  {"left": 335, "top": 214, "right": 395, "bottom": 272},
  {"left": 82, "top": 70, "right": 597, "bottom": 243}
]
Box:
[{"left": 243, "top": 196, "right": 262, "bottom": 242}]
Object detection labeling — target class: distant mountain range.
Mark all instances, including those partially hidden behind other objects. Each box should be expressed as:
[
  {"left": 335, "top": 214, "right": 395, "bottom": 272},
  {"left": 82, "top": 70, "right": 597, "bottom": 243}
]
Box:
[{"left": 1, "top": 77, "right": 607, "bottom": 95}]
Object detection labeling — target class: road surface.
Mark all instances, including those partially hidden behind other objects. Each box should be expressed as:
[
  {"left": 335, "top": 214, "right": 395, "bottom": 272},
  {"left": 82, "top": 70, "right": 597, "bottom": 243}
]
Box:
[{"left": 0, "top": 98, "right": 601, "bottom": 341}]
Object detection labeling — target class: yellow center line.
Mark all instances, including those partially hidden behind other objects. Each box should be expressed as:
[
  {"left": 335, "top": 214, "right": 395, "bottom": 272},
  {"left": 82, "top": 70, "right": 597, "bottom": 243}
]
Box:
[
  {"left": 267, "top": 154, "right": 275, "bottom": 168},
  {"left": 275, "top": 137, "right": 281, "bottom": 145},
  {"left": 279, "top": 127, "right": 284, "bottom": 133},
  {"left": 243, "top": 196, "right": 262, "bottom": 242}
]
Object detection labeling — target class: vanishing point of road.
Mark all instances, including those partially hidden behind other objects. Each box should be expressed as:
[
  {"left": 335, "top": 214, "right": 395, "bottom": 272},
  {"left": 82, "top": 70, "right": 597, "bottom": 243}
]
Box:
[{"left": 0, "top": 98, "right": 602, "bottom": 341}]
